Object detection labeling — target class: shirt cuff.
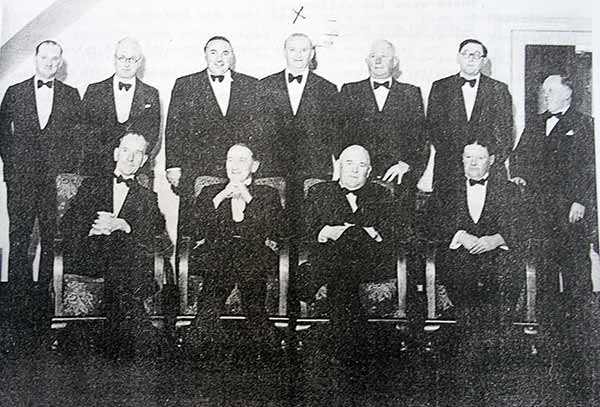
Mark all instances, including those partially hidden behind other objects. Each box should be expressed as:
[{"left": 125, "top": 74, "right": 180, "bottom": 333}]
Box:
[
  {"left": 449, "top": 230, "right": 465, "bottom": 250},
  {"left": 362, "top": 226, "right": 383, "bottom": 242}
]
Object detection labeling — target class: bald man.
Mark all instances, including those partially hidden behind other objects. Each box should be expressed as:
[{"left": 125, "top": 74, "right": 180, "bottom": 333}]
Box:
[
  {"left": 340, "top": 40, "right": 427, "bottom": 187},
  {"left": 303, "top": 145, "right": 402, "bottom": 325},
  {"left": 257, "top": 32, "right": 341, "bottom": 180},
  {"left": 81, "top": 37, "right": 160, "bottom": 176}
]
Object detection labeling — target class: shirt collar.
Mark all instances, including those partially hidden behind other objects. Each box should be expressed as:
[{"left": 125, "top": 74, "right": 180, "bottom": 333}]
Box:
[
  {"left": 113, "top": 170, "right": 135, "bottom": 180},
  {"left": 465, "top": 172, "right": 489, "bottom": 185},
  {"left": 34, "top": 76, "right": 55, "bottom": 87},
  {"left": 459, "top": 72, "right": 481, "bottom": 83},
  {"left": 207, "top": 69, "right": 233, "bottom": 83},
  {"left": 370, "top": 76, "right": 392, "bottom": 86},
  {"left": 285, "top": 68, "right": 309, "bottom": 84}
]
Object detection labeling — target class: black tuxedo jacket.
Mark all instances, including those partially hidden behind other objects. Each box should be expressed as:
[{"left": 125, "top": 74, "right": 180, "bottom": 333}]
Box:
[
  {"left": 428, "top": 173, "right": 520, "bottom": 248},
  {"left": 511, "top": 108, "right": 596, "bottom": 238},
  {"left": 60, "top": 175, "right": 168, "bottom": 264},
  {"left": 339, "top": 78, "right": 427, "bottom": 181},
  {"left": 257, "top": 70, "right": 341, "bottom": 179},
  {"left": 165, "top": 69, "right": 259, "bottom": 189},
  {"left": 81, "top": 75, "right": 160, "bottom": 175},
  {"left": 0, "top": 77, "right": 82, "bottom": 181},
  {"left": 303, "top": 181, "right": 401, "bottom": 244},
  {"left": 427, "top": 73, "right": 513, "bottom": 185},
  {"left": 193, "top": 183, "right": 284, "bottom": 245}
]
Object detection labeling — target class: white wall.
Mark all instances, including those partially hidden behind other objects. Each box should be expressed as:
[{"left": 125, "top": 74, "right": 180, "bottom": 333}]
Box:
[{"left": 0, "top": 0, "right": 594, "bottom": 251}]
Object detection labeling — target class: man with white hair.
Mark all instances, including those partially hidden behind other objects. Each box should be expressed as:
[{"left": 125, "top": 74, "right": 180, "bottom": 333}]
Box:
[
  {"left": 340, "top": 39, "right": 427, "bottom": 187},
  {"left": 303, "top": 145, "right": 402, "bottom": 352},
  {"left": 511, "top": 73, "right": 595, "bottom": 402},
  {"left": 61, "top": 132, "right": 169, "bottom": 358},
  {"left": 82, "top": 37, "right": 160, "bottom": 177}
]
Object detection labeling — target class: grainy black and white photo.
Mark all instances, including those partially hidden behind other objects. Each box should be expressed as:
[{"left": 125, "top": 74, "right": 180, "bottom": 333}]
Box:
[{"left": 0, "top": 0, "right": 597, "bottom": 406}]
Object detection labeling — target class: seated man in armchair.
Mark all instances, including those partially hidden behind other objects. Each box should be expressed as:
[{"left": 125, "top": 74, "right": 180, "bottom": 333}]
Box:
[
  {"left": 302, "top": 145, "right": 404, "bottom": 353},
  {"left": 61, "top": 132, "right": 170, "bottom": 357},
  {"left": 189, "top": 143, "right": 284, "bottom": 349},
  {"left": 428, "top": 138, "right": 522, "bottom": 405}
]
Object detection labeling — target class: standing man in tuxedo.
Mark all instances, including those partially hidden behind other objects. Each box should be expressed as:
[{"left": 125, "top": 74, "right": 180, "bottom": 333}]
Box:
[
  {"left": 0, "top": 40, "right": 82, "bottom": 339},
  {"left": 81, "top": 37, "right": 160, "bottom": 178},
  {"left": 258, "top": 33, "right": 341, "bottom": 317},
  {"left": 429, "top": 139, "right": 521, "bottom": 405},
  {"left": 165, "top": 35, "right": 259, "bottom": 196},
  {"left": 340, "top": 39, "right": 427, "bottom": 187},
  {"left": 61, "top": 132, "right": 170, "bottom": 358},
  {"left": 257, "top": 32, "right": 341, "bottom": 180},
  {"left": 511, "top": 74, "right": 595, "bottom": 402},
  {"left": 427, "top": 39, "right": 513, "bottom": 188}
]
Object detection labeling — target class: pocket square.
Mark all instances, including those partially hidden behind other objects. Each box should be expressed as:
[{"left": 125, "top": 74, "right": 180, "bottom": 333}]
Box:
[
  {"left": 144, "top": 103, "right": 152, "bottom": 108},
  {"left": 566, "top": 130, "right": 575, "bottom": 136}
]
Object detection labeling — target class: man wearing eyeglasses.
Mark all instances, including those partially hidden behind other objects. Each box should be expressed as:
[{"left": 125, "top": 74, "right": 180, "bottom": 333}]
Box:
[
  {"left": 81, "top": 37, "right": 160, "bottom": 177},
  {"left": 0, "top": 40, "right": 82, "bottom": 348},
  {"left": 427, "top": 39, "right": 513, "bottom": 189}
]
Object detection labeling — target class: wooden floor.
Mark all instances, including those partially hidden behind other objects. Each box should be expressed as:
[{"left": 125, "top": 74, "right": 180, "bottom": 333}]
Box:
[{"left": 0, "top": 286, "right": 599, "bottom": 406}]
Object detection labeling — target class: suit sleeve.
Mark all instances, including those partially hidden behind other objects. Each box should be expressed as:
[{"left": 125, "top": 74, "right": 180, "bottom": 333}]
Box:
[
  {"left": 165, "top": 78, "right": 188, "bottom": 171},
  {"left": 494, "top": 84, "right": 514, "bottom": 164},
  {"left": 426, "top": 80, "right": 445, "bottom": 150},
  {"left": 403, "top": 86, "right": 428, "bottom": 176},
  {"left": 0, "top": 86, "right": 15, "bottom": 165}
]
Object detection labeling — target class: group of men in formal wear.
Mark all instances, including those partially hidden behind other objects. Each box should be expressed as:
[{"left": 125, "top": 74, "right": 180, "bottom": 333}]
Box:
[{"left": 0, "top": 33, "right": 595, "bottom": 384}]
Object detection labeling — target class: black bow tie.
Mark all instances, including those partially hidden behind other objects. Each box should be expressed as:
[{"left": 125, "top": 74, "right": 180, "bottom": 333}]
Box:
[
  {"left": 211, "top": 75, "right": 225, "bottom": 83},
  {"left": 373, "top": 81, "right": 390, "bottom": 90},
  {"left": 37, "top": 80, "right": 53, "bottom": 89},
  {"left": 288, "top": 73, "right": 303, "bottom": 84},
  {"left": 118, "top": 81, "right": 132, "bottom": 91},
  {"left": 460, "top": 77, "right": 477, "bottom": 88},
  {"left": 468, "top": 177, "right": 488, "bottom": 186},
  {"left": 544, "top": 111, "right": 563, "bottom": 120},
  {"left": 114, "top": 174, "right": 136, "bottom": 188}
]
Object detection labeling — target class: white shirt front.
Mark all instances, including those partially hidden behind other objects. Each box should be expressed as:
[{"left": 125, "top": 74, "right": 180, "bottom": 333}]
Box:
[
  {"left": 113, "top": 175, "right": 132, "bottom": 216},
  {"left": 370, "top": 77, "right": 392, "bottom": 112},
  {"left": 34, "top": 76, "right": 54, "bottom": 129},
  {"left": 466, "top": 178, "right": 487, "bottom": 223},
  {"left": 460, "top": 73, "right": 480, "bottom": 121},
  {"left": 344, "top": 189, "right": 382, "bottom": 242},
  {"left": 545, "top": 106, "right": 569, "bottom": 136},
  {"left": 208, "top": 70, "right": 232, "bottom": 116},
  {"left": 113, "top": 76, "right": 136, "bottom": 123},
  {"left": 285, "top": 68, "right": 308, "bottom": 115}
]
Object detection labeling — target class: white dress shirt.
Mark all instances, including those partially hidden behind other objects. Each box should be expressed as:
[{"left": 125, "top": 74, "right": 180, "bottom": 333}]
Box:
[
  {"left": 344, "top": 190, "right": 382, "bottom": 242},
  {"left": 34, "top": 76, "right": 54, "bottom": 129},
  {"left": 113, "top": 174, "right": 132, "bottom": 216},
  {"left": 285, "top": 68, "right": 308, "bottom": 115},
  {"left": 545, "top": 106, "right": 569, "bottom": 136},
  {"left": 370, "top": 77, "right": 391, "bottom": 112},
  {"left": 113, "top": 76, "right": 136, "bottom": 123},
  {"left": 208, "top": 70, "right": 232, "bottom": 116},
  {"left": 212, "top": 178, "right": 253, "bottom": 222},
  {"left": 460, "top": 73, "right": 480, "bottom": 121}
]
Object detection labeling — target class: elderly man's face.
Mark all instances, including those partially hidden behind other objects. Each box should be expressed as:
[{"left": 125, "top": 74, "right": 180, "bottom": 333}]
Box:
[
  {"left": 339, "top": 146, "right": 371, "bottom": 190},
  {"left": 226, "top": 145, "right": 258, "bottom": 184},
  {"left": 114, "top": 40, "right": 142, "bottom": 79},
  {"left": 457, "top": 42, "right": 485, "bottom": 77},
  {"left": 542, "top": 75, "right": 572, "bottom": 114},
  {"left": 205, "top": 39, "right": 234, "bottom": 75},
  {"left": 35, "top": 43, "right": 62, "bottom": 81},
  {"left": 114, "top": 134, "right": 148, "bottom": 177},
  {"left": 463, "top": 143, "right": 494, "bottom": 180},
  {"left": 284, "top": 35, "right": 313, "bottom": 73},
  {"left": 366, "top": 41, "right": 396, "bottom": 80}
]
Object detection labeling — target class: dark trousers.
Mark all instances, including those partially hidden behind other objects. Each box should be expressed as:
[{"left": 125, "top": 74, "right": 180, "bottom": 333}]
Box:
[{"left": 6, "top": 176, "right": 57, "bottom": 327}]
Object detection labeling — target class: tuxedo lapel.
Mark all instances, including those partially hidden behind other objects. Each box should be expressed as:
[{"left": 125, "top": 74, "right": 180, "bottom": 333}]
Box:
[
  {"left": 200, "top": 70, "right": 223, "bottom": 117},
  {"left": 361, "top": 80, "right": 380, "bottom": 114},
  {"left": 449, "top": 74, "right": 469, "bottom": 123},
  {"left": 469, "top": 75, "right": 488, "bottom": 123},
  {"left": 24, "top": 77, "right": 41, "bottom": 129},
  {"left": 277, "top": 70, "right": 294, "bottom": 116}
]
